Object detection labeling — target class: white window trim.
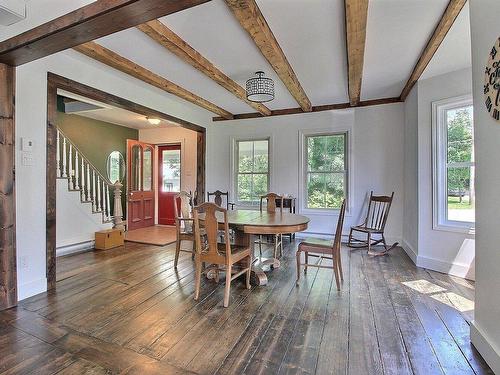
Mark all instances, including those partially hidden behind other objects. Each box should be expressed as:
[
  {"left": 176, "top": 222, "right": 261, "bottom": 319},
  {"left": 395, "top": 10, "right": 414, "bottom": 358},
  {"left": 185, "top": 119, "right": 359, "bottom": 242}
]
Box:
[
  {"left": 432, "top": 94, "right": 475, "bottom": 234},
  {"left": 298, "top": 127, "right": 352, "bottom": 216},
  {"left": 230, "top": 136, "right": 273, "bottom": 208}
]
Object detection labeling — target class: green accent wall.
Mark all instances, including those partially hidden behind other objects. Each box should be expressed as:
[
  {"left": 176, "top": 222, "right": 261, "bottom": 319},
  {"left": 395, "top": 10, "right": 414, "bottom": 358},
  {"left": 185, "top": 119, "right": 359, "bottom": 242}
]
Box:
[{"left": 56, "top": 110, "right": 138, "bottom": 214}]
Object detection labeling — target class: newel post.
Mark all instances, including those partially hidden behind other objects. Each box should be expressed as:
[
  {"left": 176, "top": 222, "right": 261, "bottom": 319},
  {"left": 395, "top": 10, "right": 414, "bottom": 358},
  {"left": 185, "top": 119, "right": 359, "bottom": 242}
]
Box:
[{"left": 112, "top": 181, "right": 125, "bottom": 230}]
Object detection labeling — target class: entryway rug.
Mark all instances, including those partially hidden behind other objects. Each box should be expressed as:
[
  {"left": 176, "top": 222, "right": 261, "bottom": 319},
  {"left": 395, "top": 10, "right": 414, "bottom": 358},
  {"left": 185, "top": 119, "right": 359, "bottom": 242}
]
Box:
[{"left": 125, "top": 225, "right": 177, "bottom": 246}]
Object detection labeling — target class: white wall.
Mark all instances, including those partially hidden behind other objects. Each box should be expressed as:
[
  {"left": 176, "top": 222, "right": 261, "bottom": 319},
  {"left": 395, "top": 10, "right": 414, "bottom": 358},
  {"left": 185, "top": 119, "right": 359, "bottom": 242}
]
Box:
[
  {"left": 416, "top": 68, "right": 475, "bottom": 279},
  {"left": 403, "top": 85, "right": 419, "bottom": 261},
  {"left": 56, "top": 180, "right": 111, "bottom": 255},
  {"left": 139, "top": 126, "right": 198, "bottom": 224},
  {"left": 15, "top": 49, "right": 210, "bottom": 300},
  {"left": 469, "top": 0, "right": 500, "bottom": 372},
  {"left": 206, "top": 104, "right": 405, "bottom": 242}
]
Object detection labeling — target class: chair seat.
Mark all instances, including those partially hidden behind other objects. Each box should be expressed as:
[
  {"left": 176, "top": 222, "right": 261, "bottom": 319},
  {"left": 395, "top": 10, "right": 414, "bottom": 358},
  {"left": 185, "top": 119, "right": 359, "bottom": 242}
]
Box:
[
  {"left": 351, "top": 225, "right": 383, "bottom": 234},
  {"left": 298, "top": 238, "right": 334, "bottom": 254}
]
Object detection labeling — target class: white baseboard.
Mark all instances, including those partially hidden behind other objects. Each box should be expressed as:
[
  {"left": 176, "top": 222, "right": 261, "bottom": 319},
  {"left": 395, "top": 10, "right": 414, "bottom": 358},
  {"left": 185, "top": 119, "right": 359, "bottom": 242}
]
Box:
[
  {"left": 17, "top": 278, "right": 46, "bottom": 301},
  {"left": 56, "top": 240, "right": 94, "bottom": 257},
  {"left": 471, "top": 321, "right": 500, "bottom": 374},
  {"left": 400, "top": 239, "right": 474, "bottom": 281}
]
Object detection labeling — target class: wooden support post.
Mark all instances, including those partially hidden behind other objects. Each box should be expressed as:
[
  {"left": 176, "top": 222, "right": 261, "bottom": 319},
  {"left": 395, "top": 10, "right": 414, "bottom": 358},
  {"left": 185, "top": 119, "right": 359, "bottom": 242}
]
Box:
[
  {"left": 112, "top": 182, "right": 125, "bottom": 230},
  {"left": 0, "top": 64, "right": 17, "bottom": 309}
]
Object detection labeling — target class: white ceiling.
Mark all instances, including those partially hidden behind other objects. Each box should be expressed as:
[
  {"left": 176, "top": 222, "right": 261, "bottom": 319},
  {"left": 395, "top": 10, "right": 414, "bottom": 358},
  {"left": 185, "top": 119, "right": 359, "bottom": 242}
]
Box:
[
  {"left": 58, "top": 90, "right": 179, "bottom": 130},
  {"left": 3, "top": 0, "right": 472, "bottom": 118}
]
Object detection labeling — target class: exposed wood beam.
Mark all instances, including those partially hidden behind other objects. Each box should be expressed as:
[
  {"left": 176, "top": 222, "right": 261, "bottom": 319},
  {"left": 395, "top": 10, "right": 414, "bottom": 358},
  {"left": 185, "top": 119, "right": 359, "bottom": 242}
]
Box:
[
  {"left": 345, "top": 0, "right": 369, "bottom": 106},
  {"left": 73, "top": 42, "right": 233, "bottom": 120},
  {"left": 212, "top": 97, "right": 401, "bottom": 121},
  {"left": 137, "top": 20, "right": 271, "bottom": 116},
  {"left": 224, "top": 0, "right": 312, "bottom": 112},
  {"left": 0, "top": 0, "right": 211, "bottom": 66},
  {"left": 0, "top": 64, "right": 17, "bottom": 309},
  {"left": 400, "top": 0, "right": 466, "bottom": 101}
]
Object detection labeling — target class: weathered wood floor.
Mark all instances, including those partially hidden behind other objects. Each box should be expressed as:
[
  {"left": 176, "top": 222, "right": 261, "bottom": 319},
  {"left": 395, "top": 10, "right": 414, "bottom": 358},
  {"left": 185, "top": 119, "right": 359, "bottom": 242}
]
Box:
[{"left": 0, "top": 240, "right": 492, "bottom": 374}]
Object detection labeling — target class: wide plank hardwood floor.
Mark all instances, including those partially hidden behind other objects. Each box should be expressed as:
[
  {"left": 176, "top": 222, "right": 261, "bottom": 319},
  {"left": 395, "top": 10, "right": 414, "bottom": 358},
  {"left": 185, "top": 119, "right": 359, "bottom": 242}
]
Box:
[{"left": 0, "top": 240, "right": 492, "bottom": 374}]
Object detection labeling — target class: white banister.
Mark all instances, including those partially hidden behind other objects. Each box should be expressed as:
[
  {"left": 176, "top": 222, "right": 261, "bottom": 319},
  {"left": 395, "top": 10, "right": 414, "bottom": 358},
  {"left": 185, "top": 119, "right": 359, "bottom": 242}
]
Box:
[
  {"left": 56, "top": 130, "right": 61, "bottom": 178},
  {"left": 74, "top": 151, "right": 80, "bottom": 190},
  {"left": 92, "top": 170, "right": 96, "bottom": 211},
  {"left": 105, "top": 184, "right": 111, "bottom": 221},
  {"left": 68, "top": 144, "right": 74, "bottom": 189},
  {"left": 62, "top": 136, "right": 67, "bottom": 178}
]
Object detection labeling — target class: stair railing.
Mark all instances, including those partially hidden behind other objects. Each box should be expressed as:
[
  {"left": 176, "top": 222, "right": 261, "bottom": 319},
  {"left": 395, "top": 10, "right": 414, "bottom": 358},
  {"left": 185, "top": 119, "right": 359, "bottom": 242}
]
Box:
[{"left": 56, "top": 129, "right": 124, "bottom": 228}]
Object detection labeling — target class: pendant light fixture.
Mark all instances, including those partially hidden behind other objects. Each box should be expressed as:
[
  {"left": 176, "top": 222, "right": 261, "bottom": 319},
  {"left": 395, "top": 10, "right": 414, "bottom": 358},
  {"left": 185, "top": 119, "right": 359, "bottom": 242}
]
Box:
[{"left": 246, "top": 71, "right": 274, "bottom": 103}]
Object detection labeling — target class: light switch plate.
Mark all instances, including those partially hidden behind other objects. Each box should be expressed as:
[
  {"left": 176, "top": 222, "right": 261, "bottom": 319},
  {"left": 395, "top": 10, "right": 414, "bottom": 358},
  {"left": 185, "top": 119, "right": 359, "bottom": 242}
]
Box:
[{"left": 21, "top": 137, "right": 34, "bottom": 151}]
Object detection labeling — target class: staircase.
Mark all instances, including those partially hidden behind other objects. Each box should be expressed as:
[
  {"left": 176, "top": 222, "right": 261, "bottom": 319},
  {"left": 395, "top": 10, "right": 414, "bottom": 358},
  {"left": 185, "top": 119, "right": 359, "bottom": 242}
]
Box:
[{"left": 56, "top": 129, "right": 124, "bottom": 255}]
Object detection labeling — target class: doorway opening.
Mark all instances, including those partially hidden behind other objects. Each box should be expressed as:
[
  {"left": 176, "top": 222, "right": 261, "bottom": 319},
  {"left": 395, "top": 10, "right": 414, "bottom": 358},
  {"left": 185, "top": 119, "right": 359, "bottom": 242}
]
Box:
[
  {"left": 47, "top": 73, "right": 206, "bottom": 288},
  {"left": 158, "top": 144, "right": 182, "bottom": 226}
]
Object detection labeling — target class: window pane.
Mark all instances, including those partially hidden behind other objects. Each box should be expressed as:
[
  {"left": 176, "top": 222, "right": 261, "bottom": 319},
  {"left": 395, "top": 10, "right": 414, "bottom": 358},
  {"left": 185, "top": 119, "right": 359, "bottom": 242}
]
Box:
[
  {"left": 307, "top": 173, "right": 326, "bottom": 208},
  {"left": 253, "top": 174, "right": 268, "bottom": 199},
  {"left": 237, "top": 174, "right": 252, "bottom": 203},
  {"left": 307, "top": 134, "right": 345, "bottom": 172},
  {"left": 325, "top": 173, "right": 345, "bottom": 209},
  {"left": 447, "top": 166, "right": 475, "bottom": 222},
  {"left": 130, "top": 145, "right": 141, "bottom": 191},
  {"left": 143, "top": 147, "right": 153, "bottom": 191},
  {"left": 447, "top": 106, "right": 473, "bottom": 163},
  {"left": 238, "top": 141, "right": 253, "bottom": 173},
  {"left": 307, "top": 136, "right": 327, "bottom": 171},
  {"left": 162, "top": 149, "right": 181, "bottom": 192},
  {"left": 253, "top": 140, "right": 269, "bottom": 172}
]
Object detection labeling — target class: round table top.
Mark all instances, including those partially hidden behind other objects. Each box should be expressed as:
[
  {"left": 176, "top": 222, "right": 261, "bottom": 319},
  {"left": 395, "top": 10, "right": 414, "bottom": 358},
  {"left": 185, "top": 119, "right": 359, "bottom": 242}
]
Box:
[{"left": 216, "top": 209, "right": 310, "bottom": 235}]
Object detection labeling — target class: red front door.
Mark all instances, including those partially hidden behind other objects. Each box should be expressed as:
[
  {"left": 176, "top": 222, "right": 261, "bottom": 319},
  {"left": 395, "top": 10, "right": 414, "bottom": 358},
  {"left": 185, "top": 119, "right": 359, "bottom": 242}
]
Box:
[
  {"left": 158, "top": 144, "right": 181, "bottom": 226},
  {"left": 127, "top": 140, "right": 155, "bottom": 231}
]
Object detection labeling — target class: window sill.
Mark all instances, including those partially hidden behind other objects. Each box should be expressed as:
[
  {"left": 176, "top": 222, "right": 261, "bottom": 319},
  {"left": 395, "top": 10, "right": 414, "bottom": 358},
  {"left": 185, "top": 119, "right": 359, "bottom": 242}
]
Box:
[{"left": 433, "top": 223, "right": 475, "bottom": 235}]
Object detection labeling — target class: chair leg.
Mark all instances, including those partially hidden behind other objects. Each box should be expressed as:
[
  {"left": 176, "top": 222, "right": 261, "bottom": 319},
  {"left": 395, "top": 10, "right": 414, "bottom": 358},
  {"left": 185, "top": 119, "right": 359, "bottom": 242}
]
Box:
[
  {"left": 367, "top": 232, "right": 372, "bottom": 254},
  {"left": 194, "top": 256, "right": 202, "bottom": 301},
  {"left": 304, "top": 252, "right": 308, "bottom": 274},
  {"left": 259, "top": 235, "right": 263, "bottom": 261},
  {"left": 191, "top": 240, "right": 195, "bottom": 260},
  {"left": 296, "top": 250, "right": 301, "bottom": 285},
  {"left": 337, "top": 250, "right": 344, "bottom": 281},
  {"left": 333, "top": 258, "right": 341, "bottom": 291},
  {"left": 381, "top": 234, "right": 388, "bottom": 251},
  {"left": 174, "top": 239, "right": 181, "bottom": 268},
  {"left": 348, "top": 228, "right": 353, "bottom": 247},
  {"left": 224, "top": 264, "right": 232, "bottom": 307},
  {"left": 246, "top": 257, "right": 251, "bottom": 290}
]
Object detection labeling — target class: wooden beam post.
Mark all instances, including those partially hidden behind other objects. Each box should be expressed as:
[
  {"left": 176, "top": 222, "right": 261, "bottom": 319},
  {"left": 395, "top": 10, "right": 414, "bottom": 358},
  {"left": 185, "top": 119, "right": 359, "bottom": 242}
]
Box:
[
  {"left": 345, "top": 0, "right": 369, "bottom": 106},
  {"left": 400, "top": 0, "right": 466, "bottom": 101},
  {"left": 0, "top": 64, "right": 17, "bottom": 310},
  {"left": 224, "top": 0, "right": 312, "bottom": 112},
  {"left": 138, "top": 20, "right": 271, "bottom": 116}
]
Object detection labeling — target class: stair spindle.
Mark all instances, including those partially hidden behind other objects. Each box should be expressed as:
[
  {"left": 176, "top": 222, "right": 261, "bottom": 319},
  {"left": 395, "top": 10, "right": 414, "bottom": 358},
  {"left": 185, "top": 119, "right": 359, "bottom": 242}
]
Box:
[
  {"left": 86, "top": 163, "right": 91, "bottom": 201},
  {"left": 68, "top": 144, "right": 74, "bottom": 189},
  {"left": 80, "top": 157, "right": 85, "bottom": 201},
  {"left": 97, "top": 175, "right": 102, "bottom": 212},
  {"left": 92, "top": 170, "right": 97, "bottom": 211},
  {"left": 74, "top": 151, "right": 80, "bottom": 190},
  {"left": 56, "top": 130, "right": 61, "bottom": 177},
  {"left": 62, "top": 136, "right": 67, "bottom": 178},
  {"left": 105, "top": 184, "right": 111, "bottom": 221}
]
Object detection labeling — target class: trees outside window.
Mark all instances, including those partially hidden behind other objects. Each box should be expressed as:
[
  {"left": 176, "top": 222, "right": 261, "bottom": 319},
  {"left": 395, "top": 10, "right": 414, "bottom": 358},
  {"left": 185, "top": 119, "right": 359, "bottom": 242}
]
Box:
[
  {"left": 235, "top": 139, "right": 269, "bottom": 205},
  {"left": 304, "top": 133, "right": 347, "bottom": 210},
  {"left": 433, "top": 95, "right": 475, "bottom": 231}
]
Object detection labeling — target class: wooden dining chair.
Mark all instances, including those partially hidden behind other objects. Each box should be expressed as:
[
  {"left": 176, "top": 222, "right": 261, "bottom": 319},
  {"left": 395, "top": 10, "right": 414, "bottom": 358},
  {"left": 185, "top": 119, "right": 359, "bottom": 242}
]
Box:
[
  {"left": 193, "top": 202, "right": 252, "bottom": 307},
  {"left": 257, "top": 193, "right": 284, "bottom": 261},
  {"left": 347, "top": 191, "right": 397, "bottom": 256},
  {"left": 207, "top": 190, "right": 235, "bottom": 210},
  {"left": 173, "top": 191, "right": 195, "bottom": 268},
  {"left": 296, "top": 199, "right": 346, "bottom": 290}
]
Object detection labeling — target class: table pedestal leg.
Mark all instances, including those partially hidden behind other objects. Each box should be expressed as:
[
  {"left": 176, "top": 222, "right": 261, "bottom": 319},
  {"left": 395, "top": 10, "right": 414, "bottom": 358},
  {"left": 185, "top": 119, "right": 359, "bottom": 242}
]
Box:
[{"left": 233, "top": 231, "right": 270, "bottom": 286}]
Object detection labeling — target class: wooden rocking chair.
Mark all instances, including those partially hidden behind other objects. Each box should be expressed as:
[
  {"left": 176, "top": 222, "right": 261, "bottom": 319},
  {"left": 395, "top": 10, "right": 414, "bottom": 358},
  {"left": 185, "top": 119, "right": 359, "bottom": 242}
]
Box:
[{"left": 348, "top": 191, "right": 398, "bottom": 256}]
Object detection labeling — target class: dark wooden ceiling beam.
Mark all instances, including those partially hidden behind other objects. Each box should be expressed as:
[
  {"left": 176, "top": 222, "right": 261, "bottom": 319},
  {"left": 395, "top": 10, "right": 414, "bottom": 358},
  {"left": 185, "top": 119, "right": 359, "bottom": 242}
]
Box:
[
  {"left": 137, "top": 20, "right": 271, "bottom": 116},
  {"left": 0, "top": 0, "right": 211, "bottom": 66},
  {"left": 212, "top": 97, "right": 401, "bottom": 121},
  {"left": 224, "top": 0, "right": 312, "bottom": 112},
  {"left": 345, "top": 0, "right": 369, "bottom": 106},
  {"left": 74, "top": 42, "right": 233, "bottom": 119},
  {"left": 400, "top": 0, "right": 467, "bottom": 101}
]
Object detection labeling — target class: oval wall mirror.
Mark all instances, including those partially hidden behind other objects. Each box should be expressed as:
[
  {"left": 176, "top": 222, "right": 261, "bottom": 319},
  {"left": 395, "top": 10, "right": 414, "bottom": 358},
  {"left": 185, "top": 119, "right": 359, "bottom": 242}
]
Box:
[{"left": 106, "top": 151, "right": 125, "bottom": 184}]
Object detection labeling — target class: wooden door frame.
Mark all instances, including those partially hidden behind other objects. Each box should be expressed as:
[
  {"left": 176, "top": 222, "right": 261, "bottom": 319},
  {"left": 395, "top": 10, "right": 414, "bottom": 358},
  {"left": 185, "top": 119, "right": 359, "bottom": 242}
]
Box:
[{"left": 46, "top": 73, "right": 206, "bottom": 289}]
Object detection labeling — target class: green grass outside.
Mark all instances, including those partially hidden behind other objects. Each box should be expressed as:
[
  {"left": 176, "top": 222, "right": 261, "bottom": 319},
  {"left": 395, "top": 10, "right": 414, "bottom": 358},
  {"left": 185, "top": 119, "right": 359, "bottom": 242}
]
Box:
[{"left": 448, "top": 195, "right": 475, "bottom": 210}]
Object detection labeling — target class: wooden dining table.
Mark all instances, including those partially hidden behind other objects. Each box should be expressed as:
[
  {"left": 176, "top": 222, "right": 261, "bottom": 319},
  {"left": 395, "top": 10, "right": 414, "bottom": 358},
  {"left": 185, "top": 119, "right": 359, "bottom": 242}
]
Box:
[{"left": 207, "top": 209, "right": 310, "bottom": 286}]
